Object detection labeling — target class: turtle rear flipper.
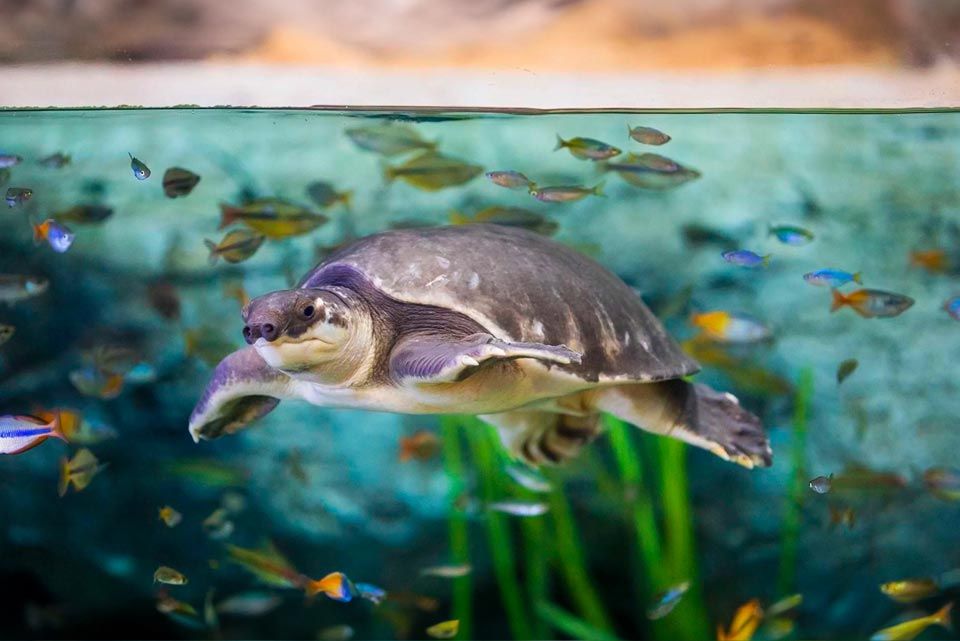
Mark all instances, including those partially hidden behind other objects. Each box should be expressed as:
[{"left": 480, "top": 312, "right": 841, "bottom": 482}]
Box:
[
  {"left": 592, "top": 380, "right": 772, "bottom": 468},
  {"left": 189, "top": 347, "right": 295, "bottom": 442},
  {"left": 389, "top": 332, "right": 581, "bottom": 385}
]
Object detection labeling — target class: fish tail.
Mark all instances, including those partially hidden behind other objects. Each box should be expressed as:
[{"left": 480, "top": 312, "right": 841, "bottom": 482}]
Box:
[
  {"left": 204, "top": 239, "right": 220, "bottom": 265},
  {"left": 554, "top": 134, "right": 567, "bottom": 151},
  {"left": 934, "top": 602, "right": 953, "bottom": 628},
  {"left": 48, "top": 410, "right": 66, "bottom": 443},
  {"left": 830, "top": 288, "right": 848, "bottom": 313},
  {"left": 592, "top": 181, "right": 606, "bottom": 197},
  {"left": 31, "top": 221, "right": 45, "bottom": 246},
  {"left": 381, "top": 161, "right": 395, "bottom": 185},
  {"left": 57, "top": 456, "right": 71, "bottom": 498},
  {"left": 762, "top": 254, "right": 772, "bottom": 268},
  {"left": 852, "top": 271, "right": 863, "bottom": 284},
  {"left": 218, "top": 204, "right": 240, "bottom": 230}
]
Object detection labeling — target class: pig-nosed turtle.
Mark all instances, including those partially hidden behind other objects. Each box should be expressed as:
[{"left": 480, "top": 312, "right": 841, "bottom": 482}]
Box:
[{"left": 189, "top": 224, "right": 771, "bottom": 468}]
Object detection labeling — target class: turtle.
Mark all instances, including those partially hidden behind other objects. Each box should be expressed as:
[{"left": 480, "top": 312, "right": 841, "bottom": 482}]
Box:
[{"left": 189, "top": 224, "right": 771, "bottom": 468}]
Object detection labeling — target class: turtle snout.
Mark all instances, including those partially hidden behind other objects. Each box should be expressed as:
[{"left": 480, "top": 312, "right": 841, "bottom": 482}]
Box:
[{"left": 243, "top": 322, "right": 280, "bottom": 344}]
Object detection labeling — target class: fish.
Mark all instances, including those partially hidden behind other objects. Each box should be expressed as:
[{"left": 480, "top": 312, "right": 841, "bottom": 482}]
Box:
[
  {"left": 836, "top": 359, "right": 858, "bottom": 384},
  {"left": 0, "top": 153, "right": 23, "bottom": 168},
  {"left": 529, "top": 183, "right": 604, "bottom": 203},
  {"left": 345, "top": 123, "right": 436, "bottom": 156},
  {"left": 306, "top": 572, "right": 355, "bottom": 602},
  {"left": 426, "top": 619, "right": 460, "bottom": 639},
  {"left": 505, "top": 463, "right": 552, "bottom": 493},
  {"left": 306, "top": 181, "right": 353, "bottom": 209},
  {"left": 829, "top": 505, "right": 856, "bottom": 529},
  {"left": 725, "top": 364, "right": 793, "bottom": 396},
  {"left": 831, "top": 465, "right": 908, "bottom": 492},
  {"left": 154, "top": 566, "right": 189, "bottom": 586},
  {"left": 923, "top": 467, "right": 960, "bottom": 501},
  {"left": 32, "top": 409, "right": 117, "bottom": 445},
  {"left": 128, "top": 153, "right": 150, "bottom": 180},
  {"left": 399, "top": 430, "right": 442, "bottom": 462},
  {"left": 318, "top": 625, "right": 355, "bottom": 641},
  {"left": 0, "top": 323, "right": 14, "bottom": 347},
  {"left": 156, "top": 594, "right": 201, "bottom": 628},
  {"left": 420, "top": 564, "right": 472, "bottom": 579},
  {"left": 485, "top": 170, "right": 534, "bottom": 190},
  {"left": 158, "top": 506, "right": 183, "bottom": 528},
  {"left": 69, "top": 366, "right": 125, "bottom": 399},
  {"left": 487, "top": 500, "right": 548, "bottom": 517},
  {"left": 803, "top": 269, "right": 862, "bottom": 288},
  {"left": 221, "top": 491, "right": 247, "bottom": 514},
  {"left": 763, "top": 617, "right": 795, "bottom": 640},
  {"left": 0, "top": 168, "right": 8, "bottom": 186},
  {"left": 809, "top": 474, "right": 833, "bottom": 494},
  {"left": 6, "top": 187, "right": 33, "bottom": 208},
  {"left": 125, "top": 362, "right": 157, "bottom": 385},
  {"left": 943, "top": 296, "right": 960, "bottom": 321},
  {"left": 32, "top": 219, "right": 75, "bottom": 253},
  {"left": 717, "top": 599, "right": 763, "bottom": 641},
  {"left": 449, "top": 207, "right": 557, "bottom": 236},
  {"left": 880, "top": 579, "right": 939, "bottom": 603},
  {"left": 215, "top": 591, "right": 282, "bottom": 617},
  {"left": 58, "top": 448, "right": 106, "bottom": 497},
  {"left": 768, "top": 224, "right": 814, "bottom": 246},
  {"left": 148, "top": 280, "right": 180, "bottom": 321},
  {"left": 355, "top": 582, "right": 387, "bottom": 605},
  {"left": 202, "top": 508, "right": 234, "bottom": 540},
  {"left": 909, "top": 249, "right": 950, "bottom": 273},
  {"left": 203, "top": 589, "right": 218, "bottom": 631},
  {"left": 689, "top": 311, "right": 772, "bottom": 344},
  {"left": 219, "top": 199, "right": 329, "bottom": 239},
  {"left": 226, "top": 542, "right": 306, "bottom": 589},
  {"left": 722, "top": 250, "right": 770, "bottom": 268},
  {"left": 628, "top": 125, "right": 671, "bottom": 146},
  {"left": 0, "top": 414, "right": 65, "bottom": 455},
  {"left": 601, "top": 154, "right": 701, "bottom": 189},
  {"left": 162, "top": 167, "right": 201, "bottom": 198},
  {"left": 554, "top": 135, "right": 621, "bottom": 160},
  {"left": 647, "top": 580, "right": 690, "bottom": 620},
  {"left": 204, "top": 229, "right": 265, "bottom": 265},
  {"left": 0, "top": 274, "right": 48, "bottom": 303},
  {"left": 830, "top": 288, "right": 914, "bottom": 318},
  {"left": 766, "top": 594, "right": 802, "bottom": 618},
  {"left": 55, "top": 204, "right": 114, "bottom": 224},
  {"left": 383, "top": 151, "right": 483, "bottom": 191},
  {"left": 681, "top": 224, "right": 738, "bottom": 251},
  {"left": 38, "top": 152, "right": 71, "bottom": 168},
  {"left": 164, "top": 459, "right": 249, "bottom": 488},
  {"left": 869, "top": 602, "right": 952, "bottom": 641}
]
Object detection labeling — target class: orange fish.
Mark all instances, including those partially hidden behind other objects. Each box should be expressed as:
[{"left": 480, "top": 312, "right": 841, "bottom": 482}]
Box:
[
  {"left": 830, "top": 289, "right": 914, "bottom": 319},
  {"left": 305, "top": 572, "right": 354, "bottom": 602},
  {"left": 399, "top": 430, "right": 442, "bottom": 462},
  {"left": 717, "top": 599, "right": 763, "bottom": 641},
  {"left": 909, "top": 249, "right": 949, "bottom": 273}
]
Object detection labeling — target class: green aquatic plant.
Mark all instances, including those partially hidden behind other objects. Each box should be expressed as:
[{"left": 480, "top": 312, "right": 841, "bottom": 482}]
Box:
[
  {"left": 521, "top": 515, "right": 551, "bottom": 639},
  {"left": 778, "top": 368, "right": 812, "bottom": 596},
  {"left": 535, "top": 600, "right": 623, "bottom": 641},
  {"left": 440, "top": 415, "right": 473, "bottom": 640}
]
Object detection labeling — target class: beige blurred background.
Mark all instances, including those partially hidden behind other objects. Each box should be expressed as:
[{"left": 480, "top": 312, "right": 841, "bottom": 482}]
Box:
[{"left": 2, "top": 0, "right": 959, "bottom": 107}]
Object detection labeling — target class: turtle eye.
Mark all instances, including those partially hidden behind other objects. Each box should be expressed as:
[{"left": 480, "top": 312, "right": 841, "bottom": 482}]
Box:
[{"left": 302, "top": 305, "right": 315, "bottom": 319}]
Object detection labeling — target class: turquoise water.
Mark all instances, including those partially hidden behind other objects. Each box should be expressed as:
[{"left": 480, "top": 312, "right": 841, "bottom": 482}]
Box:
[{"left": 1, "top": 108, "right": 959, "bottom": 640}]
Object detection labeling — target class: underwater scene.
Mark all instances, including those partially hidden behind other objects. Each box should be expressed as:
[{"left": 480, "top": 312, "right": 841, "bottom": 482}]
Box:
[{"left": 1, "top": 108, "right": 959, "bottom": 641}]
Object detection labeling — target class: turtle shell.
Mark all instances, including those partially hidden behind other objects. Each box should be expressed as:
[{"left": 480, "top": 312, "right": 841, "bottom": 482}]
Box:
[{"left": 301, "top": 224, "right": 699, "bottom": 383}]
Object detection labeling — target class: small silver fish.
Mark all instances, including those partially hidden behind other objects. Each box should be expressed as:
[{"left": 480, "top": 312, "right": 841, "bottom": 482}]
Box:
[
  {"left": 505, "top": 463, "right": 552, "bottom": 493},
  {"left": 647, "top": 581, "right": 690, "bottom": 620},
  {"left": 485, "top": 170, "right": 534, "bottom": 190},
  {"left": 529, "top": 183, "right": 603, "bottom": 203},
  {"left": 215, "top": 592, "right": 283, "bottom": 617},
  {"left": 38, "top": 152, "right": 71, "bottom": 169},
  {"left": 487, "top": 500, "right": 549, "bottom": 517},
  {"left": 628, "top": 125, "right": 671, "bottom": 146},
  {"left": 345, "top": 123, "right": 436, "bottom": 157},
  {"left": 128, "top": 153, "right": 151, "bottom": 180},
  {"left": 0, "top": 274, "right": 48, "bottom": 304},
  {"left": 809, "top": 474, "right": 833, "bottom": 494},
  {"left": 420, "top": 564, "right": 473, "bottom": 579}
]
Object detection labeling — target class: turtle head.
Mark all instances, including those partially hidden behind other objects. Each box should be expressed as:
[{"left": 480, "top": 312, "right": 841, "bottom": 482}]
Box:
[{"left": 242, "top": 288, "right": 361, "bottom": 379}]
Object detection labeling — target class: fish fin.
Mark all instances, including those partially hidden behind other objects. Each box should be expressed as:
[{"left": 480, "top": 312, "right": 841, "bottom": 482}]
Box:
[
  {"left": 853, "top": 271, "right": 863, "bottom": 284},
  {"left": 398, "top": 442, "right": 412, "bottom": 462},
  {"left": 592, "top": 181, "right": 606, "bottom": 197},
  {"left": 934, "top": 602, "right": 953, "bottom": 628},
  {"left": 204, "top": 239, "right": 220, "bottom": 265},
  {"left": 57, "top": 456, "right": 71, "bottom": 497},
  {"left": 381, "top": 161, "right": 395, "bottom": 185},
  {"left": 762, "top": 254, "right": 772, "bottom": 268},
  {"left": 218, "top": 204, "right": 240, "bottom": 230},
  {"left": 31, "top": 219, "right": 45, "bottom": 245},
  {"left": 554, "top": 134, "right": 567, "bottom": 151},
  {"left": 48, "top": 411, "right": 66, "bottom": 443},
  {"left": 449, "top": 211, "right": 470, "bottom": 225},
  {"left": 830, "top": 289, "right": 847, "bottom": 313}
]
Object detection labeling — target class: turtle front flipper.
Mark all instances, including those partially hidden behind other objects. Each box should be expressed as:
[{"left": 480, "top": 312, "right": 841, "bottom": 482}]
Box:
[
  {"left": 189, "top": 347, "right": 295, "bottom": 442},
  {"left": 389, "top": 332, "right": 582, "bottom": 384}
]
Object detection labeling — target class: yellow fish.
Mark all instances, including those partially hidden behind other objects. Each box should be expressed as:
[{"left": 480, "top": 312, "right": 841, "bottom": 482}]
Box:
[
  {"left": 204, "top": 229, "right": 265, "bottom": 265},
  {"left": 717, "top": 599, "right": 763, "bottom": 641},
  {"left": 226, "top": 542, "right": 305, "bottom": 589},
  {"left": 870, "top": 602, "right": 952, "bottom": 641},
  {"left": 880, "top": 579, "right": 939, "bottom": 603},
  {"left": 158, "top": 505, "right": 183, "bottom": 528},
  {"left": 219, "top": 199, "right": 329, "bottom": 239},
  {"left": 426, "top": 619, "right": 460, "bottom": 639},
  {"left": 58, "top": 448, "right": 106, "bottom": 497},
  {"left": 384, "top": 151, "right": 482, "bottom": 191},
  {"left": 690, "top": 311, "right": 771, "bottom": 344}
]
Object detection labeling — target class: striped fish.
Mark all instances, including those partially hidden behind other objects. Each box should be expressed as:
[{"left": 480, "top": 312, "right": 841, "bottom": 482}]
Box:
[
  {"left": 0, "top": 414, "right": 65, "bottom": 455},
  {"left": 162, "top": 167, "right": 201, "bottom": 198}
]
